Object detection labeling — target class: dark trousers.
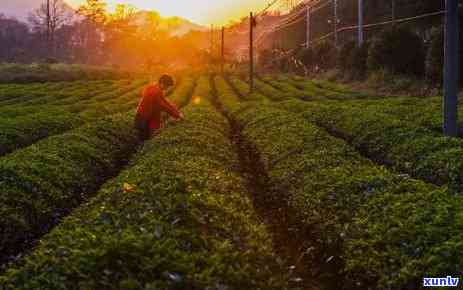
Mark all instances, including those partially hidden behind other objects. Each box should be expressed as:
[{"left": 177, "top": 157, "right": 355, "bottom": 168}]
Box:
[{"left": 135, "top": 116, "right": 151, "bottom": 141}]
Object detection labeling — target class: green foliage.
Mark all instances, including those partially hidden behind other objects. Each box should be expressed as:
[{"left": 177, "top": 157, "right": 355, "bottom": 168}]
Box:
[
  {"left": 426, "top": 26, "right": 444, "bottom": 84},
  {"left": 0, "top": 112, "right": 140, "bottom": 262},
  {"left": 313, "top": 41, "right": 337, "bottom": 70},
  {"left": 0, "top": 77, "right": 291, "bottom": 290},
  {"left": 234, "top": 100, "right": 463, "bottom": 289},
  {"left": 0, "top": 63, "right": 132, "bottom": 83},
  {"left": 0, "top": 80, "right": 146, "bottom": 155},
  {"left": 0, "top": 77, "right": 194, "bottom": 265},
  {"left": 238, "top": 76, "right": 287, "bottom": 102},
  {"left": 258, "top": 49, "right": 274, "bottom": 68},
  {"left": 347, "top": 42, "right": 369, "bottom": 79},
  {"left": 338, "top": 40, "right": 356, "bottom": 71},
  {"left": 368, "top": 27, "right": 426, "bottom": 76},
  {"left": 282, "top": 98, "right": 463, "bottom": 193},
  {"left": 259, "top": 75, "right": 313, "bottom": 100},
  {"left": 3, "top": 71, "right": 463, "bottom": 290},
  {"left": 0, "top": 110, "right": 82, "bottom": 156},
  {"left": 215, "top": 77, "right": 463, "bottom": 288},
  {"left": 211, "top": 77, "right": 463, "bottom": 288},
  {"left": 251, "top": 74, "right": 369, "bottom": 100},
  {"left": 224, "top": 75, "right": 269, "bottom": 102},
  {"left": 295, "top": 47, "right": 314, "bottom": 67}
]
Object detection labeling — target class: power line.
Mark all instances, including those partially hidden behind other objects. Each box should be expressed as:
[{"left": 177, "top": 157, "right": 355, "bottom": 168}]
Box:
[
  {"left": 257, "top": 3, "right": 446, "bottom": 50},
  {"left": 307, "top": 10, "right": 445, "bottom": 48},
  {"left": 254, "top": 0, "right": 332, "bottom": 46},
  {"left": 256, "top": 0, "right": 285, "bottom": 17},
  {"left": 334, "top": 10, "right": 445, "bottom": 34}
]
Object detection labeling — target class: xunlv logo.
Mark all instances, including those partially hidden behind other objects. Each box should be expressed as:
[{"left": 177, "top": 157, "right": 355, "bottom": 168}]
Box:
[{"left": 423, "top": 276, "right": 459, "bottom": 287}]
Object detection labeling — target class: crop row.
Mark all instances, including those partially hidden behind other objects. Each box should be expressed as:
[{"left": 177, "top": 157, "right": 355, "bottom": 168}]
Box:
[
  {"left": 0, "top": 80, "right": 119, "bottom": 107},
  {"left": 284, "top": 75, "right": 370, "bottom": 99},
  {"left": 256, "top": 75, "right": 312, "bottom": 100},
  {"left": 260, "top": 75, "right": 458, "bottom": 132},
  {"left": 0, "top": 79, "right": 144, "bottom": 118},
  {"left": 224, "top": 75, "right": 269, "bottom": 103},
  {"left": 278, "top": 99, "right": 463, "bottom": 193},
  {"left": 272, "top": 74, "right": 458, "bottom": 129},
  {"left": 0, "top": 112, "right": 140, "bottom": 266},
  {"left": 214, "top": 76, "right": 463, "bottom": 289},
  {"left": 318, "top": 95, "right": 462, "bottom": 133},
  {"left": 0, "top": 80, "right": 147, "bottom": 156},
  {"left": 259, "top": 74, "right": 373, "bottom": 100},
  {"left": 0, "top": 77, "right": 196, "bottom": 268},
  {"left": 246, "top": 75, "right": 463, "bottom": 192},
  {"left": 0, "top": 80, "right": 126, "bottom": 119},
  {"left": 0, "top": 76, "right": 291, "bottom": 290},
  {"left": 236, "top": 75, "right": 290, "bottom": 102},
  {"left": 0, "top": 81, "right": 77, "bottom": 103}
]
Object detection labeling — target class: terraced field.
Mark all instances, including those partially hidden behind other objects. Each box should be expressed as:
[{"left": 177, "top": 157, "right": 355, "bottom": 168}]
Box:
[{"left": 0, "top": 73, "right": 461, "bottom": 290}]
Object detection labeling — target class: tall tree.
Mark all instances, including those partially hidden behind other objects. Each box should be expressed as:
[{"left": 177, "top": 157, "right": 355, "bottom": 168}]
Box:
[
  {"left": 105, "top": 4, "right": 138, "bottom": 66},
  {"left": 28, "top": 0, "right": 72, "bottom": 57},
  {"left": 0, "top": 15, "right": 31, "bottom": 62},
  {"left": 77, "top": 0, "right": 108, "bottom": 63}
]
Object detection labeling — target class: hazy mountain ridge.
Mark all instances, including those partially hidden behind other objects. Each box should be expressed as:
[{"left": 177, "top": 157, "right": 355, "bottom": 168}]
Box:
[
  {"left": 1, "top": 1, "right": 206, "bottom": 36},
  {"left": 133, "top": 11, "right": 207, "bottom": 36}
]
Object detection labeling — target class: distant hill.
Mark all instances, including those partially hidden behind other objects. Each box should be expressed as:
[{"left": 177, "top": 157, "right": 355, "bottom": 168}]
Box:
[{"left": 134, "top": 11, "right": 207, "bottom": 37}]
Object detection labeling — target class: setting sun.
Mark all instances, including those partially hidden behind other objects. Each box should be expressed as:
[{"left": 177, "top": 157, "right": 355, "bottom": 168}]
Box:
[{"left": 65, "top": 0, "right": 270, "bottom": 25}]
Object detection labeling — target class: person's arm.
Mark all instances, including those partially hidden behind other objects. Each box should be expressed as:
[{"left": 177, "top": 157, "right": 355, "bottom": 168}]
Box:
[{"left": 158, "top": 95, "right": 183, "bottom": 119}]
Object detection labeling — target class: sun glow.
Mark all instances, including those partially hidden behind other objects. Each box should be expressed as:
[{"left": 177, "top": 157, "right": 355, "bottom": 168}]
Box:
[
  {"left": 65, "top": 0, "right": 269, "bottom": 25},
  {"left": 193, "top": 96, "right": 201, "bottom": 105}
]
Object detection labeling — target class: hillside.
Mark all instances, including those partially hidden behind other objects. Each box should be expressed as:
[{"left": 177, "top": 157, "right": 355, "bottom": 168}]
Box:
[{"left": 134, "top": 11, "right": 207, "bottom": 36}]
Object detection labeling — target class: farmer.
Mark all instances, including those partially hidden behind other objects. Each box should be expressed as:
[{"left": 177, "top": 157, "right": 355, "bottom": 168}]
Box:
[{"left": 135, "top": 74, "right": 184, "bottom": 140}]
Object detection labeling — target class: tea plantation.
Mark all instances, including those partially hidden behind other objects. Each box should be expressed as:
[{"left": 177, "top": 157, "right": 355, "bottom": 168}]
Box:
[{"left": 0, "top": 73, "right": 461, "bottom": 290}]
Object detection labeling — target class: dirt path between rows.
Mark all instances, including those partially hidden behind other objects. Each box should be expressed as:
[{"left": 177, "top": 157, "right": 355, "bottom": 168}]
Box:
[{"left": 209, "top": 74, "right": 328, "bottom": 290}]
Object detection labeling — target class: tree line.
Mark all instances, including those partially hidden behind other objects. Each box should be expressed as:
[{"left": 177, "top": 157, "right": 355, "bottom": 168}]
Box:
[{"left": 0, "top": 0, "right": 208, "bottom": 70}]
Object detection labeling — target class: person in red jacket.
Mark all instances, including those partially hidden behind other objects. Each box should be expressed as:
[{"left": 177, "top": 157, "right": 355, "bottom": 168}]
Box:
[{"left": 135, "top": 74, "right": 184, "bottom": 140}]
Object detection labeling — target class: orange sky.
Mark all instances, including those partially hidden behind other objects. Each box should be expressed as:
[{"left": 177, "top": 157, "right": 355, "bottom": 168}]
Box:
[{"left": 65, "top": 0, "right": 274, "bottom": 25}]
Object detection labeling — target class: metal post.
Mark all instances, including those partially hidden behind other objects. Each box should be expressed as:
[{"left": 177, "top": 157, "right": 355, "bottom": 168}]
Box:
[
  {"left": 250, "top": 12, "right": 254, "bottom": 93},
  {"left": 391, "top": 0, "right": 396, "bottom": 24},
  {"left": 443, "top": 0, "right": 460, "bottom": 136},
  {"left": 221, "top": 27, "right": 225, "bottom": 74},
  {"left": 217, "top": 28, "right": 221, "bottom": 61},
  {"left": 358, "top": 0, "right": 364, "bottom": 46},
  {"left": 210, "top": 24, "right": 213, "bottom": 56},
  {"left": 334, "top": 0, "right": 338, "bottom": 48},
  {"left": 306, "top": 5, "right": 311, "bottom": 48}
]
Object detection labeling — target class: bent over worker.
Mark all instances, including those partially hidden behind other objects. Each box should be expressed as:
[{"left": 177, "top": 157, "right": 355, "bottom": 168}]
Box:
[{"left": 135, "top": 74, "right": 184, "bottom": 140}]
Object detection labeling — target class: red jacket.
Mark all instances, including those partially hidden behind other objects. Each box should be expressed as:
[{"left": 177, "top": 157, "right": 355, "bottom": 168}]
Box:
[{"left": 136, "top": 84, "right": 181, "bottom": 130}]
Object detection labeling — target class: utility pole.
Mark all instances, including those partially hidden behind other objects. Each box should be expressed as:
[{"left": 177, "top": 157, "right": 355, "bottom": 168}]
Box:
[
  {"left": 443, "top": 0, "right": 460, "bottom": 136},
  {"left": 391, "top": 0, "right": 396, "bottom": 24},
  {"left": 334, "top": 0, "right": 338, "bottom": 48},
  {"left": 221, "top": 26, "right": 225, "bottom": 74},
  {"left": 217, "top": 28, "right": 221, "bottom": 63},
  {"left": 210, "top": 24, "right": 213, "bottom": 59},
  {"left": 358, "top": 0, "right": 364, "bottom": 46},
  {"left": 306, "top": 5, "right": 311, "bottom": 48},
  {"left": 249, "top": 12, "right": 255, "bottom": 93}
]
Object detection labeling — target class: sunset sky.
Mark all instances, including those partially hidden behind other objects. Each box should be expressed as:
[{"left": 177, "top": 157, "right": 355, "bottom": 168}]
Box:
[{"left": 64, "top": 0, "right": 274, "bottom": 25}]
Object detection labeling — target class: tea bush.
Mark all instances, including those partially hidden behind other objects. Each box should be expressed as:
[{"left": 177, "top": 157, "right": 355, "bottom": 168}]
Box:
[
  {"left": 368, "top": 26, "right": 426, "bottom": 76},
  {"left": 215, "top": 82, "right": 463, "bottom": 288},
  {"left": 0, "top": 77, "right": 291, "bottom": 290}
]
